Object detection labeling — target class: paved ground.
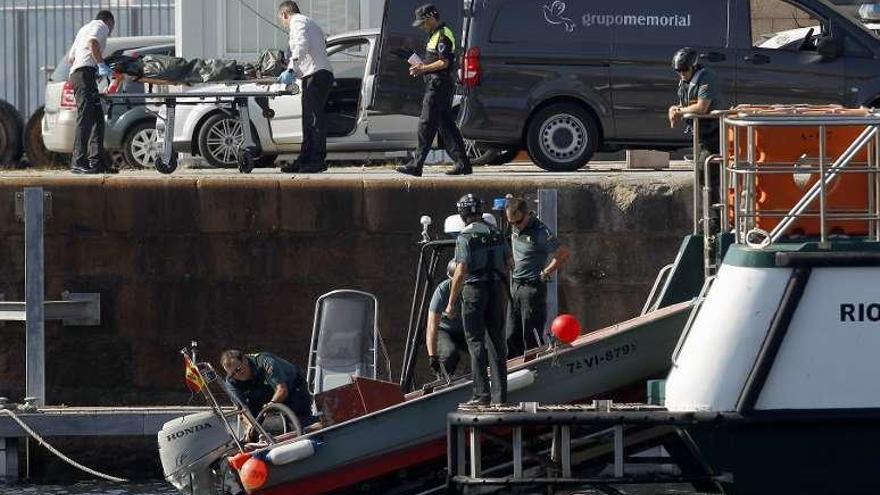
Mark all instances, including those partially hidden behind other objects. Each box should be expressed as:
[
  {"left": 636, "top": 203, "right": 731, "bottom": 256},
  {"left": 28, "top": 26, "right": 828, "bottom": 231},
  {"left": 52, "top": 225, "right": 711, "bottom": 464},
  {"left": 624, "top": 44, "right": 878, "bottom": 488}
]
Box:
[{"left": 1, "top": 160, "right": 695, "bottom": 181}]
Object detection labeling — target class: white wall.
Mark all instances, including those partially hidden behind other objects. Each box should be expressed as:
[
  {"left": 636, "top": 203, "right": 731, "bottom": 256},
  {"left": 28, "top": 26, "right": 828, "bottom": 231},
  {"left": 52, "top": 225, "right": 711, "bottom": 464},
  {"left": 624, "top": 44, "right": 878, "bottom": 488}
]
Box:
[{"left": 176, "top": 0, "right": 385, "bottom": 60}]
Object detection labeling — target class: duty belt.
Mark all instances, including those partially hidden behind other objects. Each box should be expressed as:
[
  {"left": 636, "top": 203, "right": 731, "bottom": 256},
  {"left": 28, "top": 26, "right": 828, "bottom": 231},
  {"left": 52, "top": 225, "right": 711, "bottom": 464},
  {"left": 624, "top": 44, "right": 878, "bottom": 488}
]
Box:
[{"left": 513, "top": 277, "right": 543, "bottom": 286}]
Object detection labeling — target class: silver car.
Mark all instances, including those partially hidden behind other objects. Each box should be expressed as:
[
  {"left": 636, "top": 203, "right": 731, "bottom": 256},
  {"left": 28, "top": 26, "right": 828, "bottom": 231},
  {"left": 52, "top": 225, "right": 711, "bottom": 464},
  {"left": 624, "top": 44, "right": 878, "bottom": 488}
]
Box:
[{"left": 42, "top": 35, "right": 174, "bottom": 168}]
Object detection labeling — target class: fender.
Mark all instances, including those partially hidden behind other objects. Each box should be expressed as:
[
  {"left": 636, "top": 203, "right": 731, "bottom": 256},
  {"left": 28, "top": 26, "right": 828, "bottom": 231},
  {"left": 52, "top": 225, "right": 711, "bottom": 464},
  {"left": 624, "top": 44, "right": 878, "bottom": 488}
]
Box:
[
  {"left": 104, "top": 107, "right": 154, "bottom": 150},
  {"left": 524, "top": 81, "right": 612, "bottom": 140}
]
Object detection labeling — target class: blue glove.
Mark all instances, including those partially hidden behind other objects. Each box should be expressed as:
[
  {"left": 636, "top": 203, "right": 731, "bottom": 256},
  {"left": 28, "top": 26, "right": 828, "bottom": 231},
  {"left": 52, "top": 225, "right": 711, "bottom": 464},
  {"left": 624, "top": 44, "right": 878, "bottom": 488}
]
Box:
[
  {"left": 97, "top": 63, "right": 112, "bottom": 78},
  {"left": 278, "top": 70, "right": 296, "bottom": 85}
]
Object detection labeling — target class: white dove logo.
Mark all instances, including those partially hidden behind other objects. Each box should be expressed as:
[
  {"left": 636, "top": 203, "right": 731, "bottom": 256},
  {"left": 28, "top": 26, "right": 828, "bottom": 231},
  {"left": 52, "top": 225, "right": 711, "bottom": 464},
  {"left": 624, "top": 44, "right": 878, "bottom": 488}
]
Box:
[{"left": 543, "top": 0, "right": 576, "bottom": 32}]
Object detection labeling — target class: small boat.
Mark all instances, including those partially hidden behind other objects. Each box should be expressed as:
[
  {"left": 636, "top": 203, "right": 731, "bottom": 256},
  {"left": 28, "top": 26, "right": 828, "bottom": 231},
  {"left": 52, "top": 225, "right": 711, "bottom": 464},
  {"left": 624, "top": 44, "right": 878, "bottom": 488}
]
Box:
[{"left": 158, "top": 213, "right": 704, "bottom": 494}]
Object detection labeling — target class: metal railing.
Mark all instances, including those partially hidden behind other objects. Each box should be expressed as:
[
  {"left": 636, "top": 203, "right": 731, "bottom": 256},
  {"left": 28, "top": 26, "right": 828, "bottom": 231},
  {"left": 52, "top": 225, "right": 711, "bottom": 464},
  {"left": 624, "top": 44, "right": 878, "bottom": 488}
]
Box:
[
  {"left": 723, "top": 107, "right": 880, "bottom": 247},
  {"left": 0, "top": 0, "right": 174, "bottom": 120}
]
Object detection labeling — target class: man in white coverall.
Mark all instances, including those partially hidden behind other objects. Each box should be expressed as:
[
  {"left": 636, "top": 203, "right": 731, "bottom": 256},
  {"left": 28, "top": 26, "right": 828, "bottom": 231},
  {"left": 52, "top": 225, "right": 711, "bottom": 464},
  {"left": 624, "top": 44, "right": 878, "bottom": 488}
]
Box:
[{"left": 277, "top": 1, "right": 335, "bottom": 173}]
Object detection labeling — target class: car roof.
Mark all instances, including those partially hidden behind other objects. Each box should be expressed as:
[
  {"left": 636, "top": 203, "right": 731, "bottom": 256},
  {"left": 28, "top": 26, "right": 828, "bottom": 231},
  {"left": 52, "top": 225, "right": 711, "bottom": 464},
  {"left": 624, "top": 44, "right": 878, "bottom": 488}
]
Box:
[
  {"left": 121, "top": 43, "right": 176, "bottom": 57},
  {"left": 327, "top": 29, "right": 379, "bottom": 43}
]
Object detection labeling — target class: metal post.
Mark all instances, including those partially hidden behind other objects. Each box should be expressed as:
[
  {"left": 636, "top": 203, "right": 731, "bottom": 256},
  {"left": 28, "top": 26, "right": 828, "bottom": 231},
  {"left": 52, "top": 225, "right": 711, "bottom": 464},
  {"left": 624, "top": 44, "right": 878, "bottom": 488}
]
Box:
[
  {"left": 746, "top": 126, "right": 756, "bottom": 233},
  {"left": 537, "top": 189, "right": 558, "bottom": 336},
  {"left": 869, "top": 138, "right": 875, "bottom": 241},
  {"left": 819, "top": 125, "right": 827, "bottom": 247},
  {"left": 733, "top": 124, "right": 741, "bottom": 243},
  {"left": 24, "top": 188, "right": 45, "bottom": 406},
  {"left": 692, "top": 118, "right": 701, "bottom": 234},
  {"left": 560, "top": 425, "right": 571, "bottom": 478},
  {"left": 512, "top": 426, "right": 523, "bottom": 478},
  {"left": 468, "top": 427, "right": 481, "bottom": 477},
  {"left": 720, "top": 116, "right": 730, "bottom": 233},
  {"left": 613, "top": 425, "right": 624, "bottom": 478}
]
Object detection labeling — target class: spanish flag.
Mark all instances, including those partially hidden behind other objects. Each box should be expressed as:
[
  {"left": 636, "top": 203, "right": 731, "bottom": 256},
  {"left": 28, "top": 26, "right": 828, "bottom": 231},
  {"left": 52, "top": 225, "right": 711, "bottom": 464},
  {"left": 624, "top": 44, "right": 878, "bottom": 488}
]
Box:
[{"left": 184, "top": 355, "right": 206, "bottom": 393}]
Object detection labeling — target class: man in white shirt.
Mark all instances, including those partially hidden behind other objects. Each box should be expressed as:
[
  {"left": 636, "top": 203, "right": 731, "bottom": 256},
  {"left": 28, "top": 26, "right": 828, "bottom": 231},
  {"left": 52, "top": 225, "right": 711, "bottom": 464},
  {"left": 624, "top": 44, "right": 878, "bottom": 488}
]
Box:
[
  {"left": 67, "top": 10, "right": 114, "bottom": 174},
  {"left": 277, "top": 1, "right": 335, "bottom": 174}
]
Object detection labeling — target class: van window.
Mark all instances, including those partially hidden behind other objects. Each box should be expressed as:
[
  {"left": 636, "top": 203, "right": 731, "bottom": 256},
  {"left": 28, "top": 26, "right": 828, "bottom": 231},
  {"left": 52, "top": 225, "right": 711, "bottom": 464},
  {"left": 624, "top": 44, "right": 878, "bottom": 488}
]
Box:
[
  {"left": 751, "top": 0, "right": 827, "bottom": 50},
  {"left": 328, "top": 39, "right": 370, "bottom": 79}
]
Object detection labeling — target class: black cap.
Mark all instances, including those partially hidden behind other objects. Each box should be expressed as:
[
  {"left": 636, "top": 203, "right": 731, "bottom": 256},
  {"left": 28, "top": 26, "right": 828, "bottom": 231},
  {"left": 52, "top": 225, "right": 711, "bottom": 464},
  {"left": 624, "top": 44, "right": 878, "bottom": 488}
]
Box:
[{"left": 412, "top": 3, "right": 439, "bottom": 27}]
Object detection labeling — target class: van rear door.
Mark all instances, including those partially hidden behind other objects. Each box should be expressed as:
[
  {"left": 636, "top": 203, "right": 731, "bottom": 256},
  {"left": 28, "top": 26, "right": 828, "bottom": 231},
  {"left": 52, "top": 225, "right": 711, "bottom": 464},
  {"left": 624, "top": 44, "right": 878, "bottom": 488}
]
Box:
[{"left": 368, "top": 0, "right": 463, "bottom": 116}]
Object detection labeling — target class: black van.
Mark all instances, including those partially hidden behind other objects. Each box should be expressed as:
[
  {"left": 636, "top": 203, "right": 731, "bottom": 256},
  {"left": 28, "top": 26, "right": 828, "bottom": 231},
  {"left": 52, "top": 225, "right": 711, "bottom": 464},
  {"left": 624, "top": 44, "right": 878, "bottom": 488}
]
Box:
[{"left": 371, "top": 0, "right": 880, "bottom": 171}]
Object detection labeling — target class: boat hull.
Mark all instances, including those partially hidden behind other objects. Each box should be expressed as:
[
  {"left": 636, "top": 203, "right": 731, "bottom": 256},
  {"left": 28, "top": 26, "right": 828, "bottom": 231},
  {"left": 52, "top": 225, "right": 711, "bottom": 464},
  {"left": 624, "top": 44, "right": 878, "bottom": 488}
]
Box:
[
  {"left": 258, "top": 302, "right": 692, "bottom": 494},
  {"left": 686, "top": 413, "right": 880, "bottom": 495}
]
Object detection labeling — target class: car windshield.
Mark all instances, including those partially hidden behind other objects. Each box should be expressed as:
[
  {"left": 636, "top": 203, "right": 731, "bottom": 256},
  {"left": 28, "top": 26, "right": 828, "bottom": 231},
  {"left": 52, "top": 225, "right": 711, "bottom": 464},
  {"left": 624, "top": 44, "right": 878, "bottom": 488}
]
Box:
[{"left": 827, "top": 0, "right": 880, "bottom": 39}]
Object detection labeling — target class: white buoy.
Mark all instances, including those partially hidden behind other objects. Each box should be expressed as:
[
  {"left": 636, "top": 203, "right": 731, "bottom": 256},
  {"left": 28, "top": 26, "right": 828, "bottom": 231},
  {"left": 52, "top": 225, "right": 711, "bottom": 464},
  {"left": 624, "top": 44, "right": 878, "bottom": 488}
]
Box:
[{"left": 266, "top": 439, "right": 316, "bottom": 466}]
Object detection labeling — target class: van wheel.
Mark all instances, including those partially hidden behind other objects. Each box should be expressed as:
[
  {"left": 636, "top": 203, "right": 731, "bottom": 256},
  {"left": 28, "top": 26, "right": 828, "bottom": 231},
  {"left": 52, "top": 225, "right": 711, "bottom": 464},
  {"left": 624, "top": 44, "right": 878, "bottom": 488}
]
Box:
[
  {"left": 0, "top": 100, "right": 24, "bottom": 166},
  {"left": 123, "top": 121, "right": 160, "bottom": 169},
  {"left": 24, "top": 106, "right": 65, "bottom": 168},
  {"left": 199, "top": 113, "right": 243, "bottom": 168},
  {"left": 526, "top": 103, "right": 598, "bottom": 172}
]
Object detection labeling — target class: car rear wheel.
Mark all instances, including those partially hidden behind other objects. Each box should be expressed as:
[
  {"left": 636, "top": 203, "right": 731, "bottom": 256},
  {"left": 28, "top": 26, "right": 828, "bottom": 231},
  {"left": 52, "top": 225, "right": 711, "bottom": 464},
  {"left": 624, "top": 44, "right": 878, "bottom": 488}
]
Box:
[
  {"left": 526, "top": 103, "right": 598, "bottom": 172},
  {"left": 198, "top": 113, "right": 243, "bottom": 168},
  {"left": 123, "top": 121, "right": 160, "bottom": 169},
  {"left": 24, "top": 106, "right": 65, "bottom": 168},
  {"left": 0, "top": 99, "right": 24, "bottom": 166}
]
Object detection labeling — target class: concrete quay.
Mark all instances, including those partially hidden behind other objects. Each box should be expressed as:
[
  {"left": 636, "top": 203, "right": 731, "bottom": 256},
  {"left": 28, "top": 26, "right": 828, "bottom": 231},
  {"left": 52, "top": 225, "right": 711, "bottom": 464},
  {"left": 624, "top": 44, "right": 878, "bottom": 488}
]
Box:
[{"left": 0, "top": 165, "right": 694, "bottom": 408}]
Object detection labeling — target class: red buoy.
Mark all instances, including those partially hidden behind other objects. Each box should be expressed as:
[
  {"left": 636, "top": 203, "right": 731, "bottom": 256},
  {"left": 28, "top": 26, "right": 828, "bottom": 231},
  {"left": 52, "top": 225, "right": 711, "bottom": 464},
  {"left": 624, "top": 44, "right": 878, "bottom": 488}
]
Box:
[
  {"left": 227, "top": 452, "right": 251, "bottom": 471},
  {"left": 239, "top": 457, "right": 269, "bottom": 491},
  {"left": 551, "top": 314, "right": 581, "bottom": 344}
]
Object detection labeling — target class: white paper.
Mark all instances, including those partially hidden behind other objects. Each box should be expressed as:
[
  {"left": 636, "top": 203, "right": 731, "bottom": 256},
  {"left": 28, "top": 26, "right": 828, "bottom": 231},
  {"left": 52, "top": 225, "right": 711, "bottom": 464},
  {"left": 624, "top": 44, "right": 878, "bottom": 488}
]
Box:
[{"left": 407, "top": 53, "right": 423, "bottom": 66}]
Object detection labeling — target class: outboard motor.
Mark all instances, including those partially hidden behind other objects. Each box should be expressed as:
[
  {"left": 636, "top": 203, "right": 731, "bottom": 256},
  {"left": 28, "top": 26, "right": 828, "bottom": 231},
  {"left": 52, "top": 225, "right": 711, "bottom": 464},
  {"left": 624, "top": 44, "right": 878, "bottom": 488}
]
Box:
[{"left": 159, "top": 411, "right": 238, "bottom": 494}]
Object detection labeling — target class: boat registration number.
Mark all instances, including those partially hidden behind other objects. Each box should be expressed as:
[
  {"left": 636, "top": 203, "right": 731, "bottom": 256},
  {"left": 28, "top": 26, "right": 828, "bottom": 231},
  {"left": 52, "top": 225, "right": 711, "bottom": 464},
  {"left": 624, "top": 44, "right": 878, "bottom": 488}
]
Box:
[{"left": 565, "top": 342, "right": 637, "bottom": 374}]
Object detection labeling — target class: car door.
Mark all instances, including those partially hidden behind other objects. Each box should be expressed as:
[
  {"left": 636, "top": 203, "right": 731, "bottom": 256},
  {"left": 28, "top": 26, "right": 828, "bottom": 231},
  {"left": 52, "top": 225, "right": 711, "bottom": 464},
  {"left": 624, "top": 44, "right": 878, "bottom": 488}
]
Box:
[
  {"left": 609, "top": 0, "right": 736, "bottom": 144},
  {"left": 268, "top": 88, "right": 304, "bottom": 145},
  {"left": 369, "top": 0, "right": 462, "bottom": 117},
  {"left": 734, "top": 0, "right": 845, "bottom": 106}
]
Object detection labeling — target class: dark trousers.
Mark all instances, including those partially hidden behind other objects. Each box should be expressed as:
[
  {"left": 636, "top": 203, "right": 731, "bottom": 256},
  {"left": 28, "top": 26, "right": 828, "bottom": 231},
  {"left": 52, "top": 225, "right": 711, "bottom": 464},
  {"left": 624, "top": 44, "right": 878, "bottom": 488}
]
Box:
[
  {"left": 299, "top": 69, "right": 334, "bottom": 167},
  {"left": 413, "top": 75, "right": 470, "bottom": 170},
  {"left": 506, "top": 280, "right": 548, "bottom": 358},
  {"left": 437, "top": 329, "right": 468, "bottom": 376},
  {"left": 461, "top": 281, "right": 507, "bottom": 404},
  {"left": 70, "top": 67, "right": 105, "bottom": 170}
]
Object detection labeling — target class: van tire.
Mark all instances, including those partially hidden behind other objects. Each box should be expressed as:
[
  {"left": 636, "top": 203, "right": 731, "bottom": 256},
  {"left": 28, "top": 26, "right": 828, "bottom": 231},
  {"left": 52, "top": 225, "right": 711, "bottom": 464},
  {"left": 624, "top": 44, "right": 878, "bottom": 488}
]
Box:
[
  {"left": 526, "top": 103, "right": 598, "bottom": 172},
  {"left": 0, "top": 100, "right": 24, "bottom": 166},
  {"left": 24, "top": 106, "right": 65, "bottom": 168}
]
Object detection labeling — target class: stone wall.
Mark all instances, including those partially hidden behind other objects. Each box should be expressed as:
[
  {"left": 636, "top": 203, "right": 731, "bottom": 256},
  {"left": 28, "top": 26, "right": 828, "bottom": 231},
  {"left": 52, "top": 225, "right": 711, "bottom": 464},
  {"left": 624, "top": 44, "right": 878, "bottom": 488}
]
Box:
[{"left": 0, "top": 174, "right": 692, "bottom": 406}]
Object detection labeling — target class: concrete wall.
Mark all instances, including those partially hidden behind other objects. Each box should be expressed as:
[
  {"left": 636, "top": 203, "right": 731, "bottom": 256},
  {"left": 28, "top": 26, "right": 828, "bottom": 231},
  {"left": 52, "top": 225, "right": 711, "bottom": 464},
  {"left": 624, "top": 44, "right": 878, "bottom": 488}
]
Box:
[{"left": 0, "top": 174, "right": 692, "bottom": 406}]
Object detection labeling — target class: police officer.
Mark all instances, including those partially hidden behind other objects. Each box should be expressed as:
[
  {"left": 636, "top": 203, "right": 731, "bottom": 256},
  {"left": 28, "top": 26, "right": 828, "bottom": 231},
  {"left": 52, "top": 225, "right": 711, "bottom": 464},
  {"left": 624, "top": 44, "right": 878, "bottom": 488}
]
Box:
[
  {"left": 396, "top": 4, "right": 472, "bottom": 177},
  {"left": 504, "top": 197, "right": 571, "bottom": 357},
  {"left": 426, "top": 260, "right": 469, "bottom": 378},
  {"left": 667, "top": 47, "right": 725, "bottom": 158},
  {"left": 446, "top": 194, "right": 510, "bottom": 406},
  {"left": 67, "top": 10, "right": 115, "bottom": 174},
  {"left": 221, "top": 349, "right": 316, "bottom": 428}
]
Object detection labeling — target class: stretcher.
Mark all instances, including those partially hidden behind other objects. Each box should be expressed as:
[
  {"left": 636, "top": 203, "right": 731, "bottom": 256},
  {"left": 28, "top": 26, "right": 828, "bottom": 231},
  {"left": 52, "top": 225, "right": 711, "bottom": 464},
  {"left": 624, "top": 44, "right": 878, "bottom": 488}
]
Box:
[{"left": 102, "top": 77, "right": 299, "bottom": 174}]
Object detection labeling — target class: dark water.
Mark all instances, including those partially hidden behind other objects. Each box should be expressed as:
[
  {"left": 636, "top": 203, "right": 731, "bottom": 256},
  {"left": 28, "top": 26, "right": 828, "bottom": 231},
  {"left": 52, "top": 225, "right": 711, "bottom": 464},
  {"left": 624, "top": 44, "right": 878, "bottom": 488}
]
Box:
[{"left": 0, "top": 481, "right": 703, "bottom": 495}]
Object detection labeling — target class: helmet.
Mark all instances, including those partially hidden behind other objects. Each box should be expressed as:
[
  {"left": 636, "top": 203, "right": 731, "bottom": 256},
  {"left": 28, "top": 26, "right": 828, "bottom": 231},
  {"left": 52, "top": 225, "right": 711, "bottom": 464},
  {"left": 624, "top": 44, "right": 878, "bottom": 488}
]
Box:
[
  {"left": 672, "top": 47, "right": 698, "bottom": 71},
  {"left": 446, "top": 259, "right": 457, "bottom": 278},
  {"left": 456, "top": 194, "right": 483, "bottom": 216}
]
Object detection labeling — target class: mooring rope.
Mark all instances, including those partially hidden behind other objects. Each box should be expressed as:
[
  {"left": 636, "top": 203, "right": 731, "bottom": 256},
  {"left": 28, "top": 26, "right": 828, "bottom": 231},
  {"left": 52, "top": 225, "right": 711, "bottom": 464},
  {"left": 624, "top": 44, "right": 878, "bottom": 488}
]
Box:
[{"left": 0, "top": 408, "right": 129, "bottom": 483}]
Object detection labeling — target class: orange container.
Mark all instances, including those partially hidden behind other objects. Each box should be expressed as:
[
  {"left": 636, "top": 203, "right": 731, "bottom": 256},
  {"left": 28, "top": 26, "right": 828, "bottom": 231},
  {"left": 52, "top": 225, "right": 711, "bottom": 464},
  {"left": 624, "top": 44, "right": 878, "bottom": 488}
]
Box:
[{"left": 727, "top": 106, "right": 870, "bottom": 236}]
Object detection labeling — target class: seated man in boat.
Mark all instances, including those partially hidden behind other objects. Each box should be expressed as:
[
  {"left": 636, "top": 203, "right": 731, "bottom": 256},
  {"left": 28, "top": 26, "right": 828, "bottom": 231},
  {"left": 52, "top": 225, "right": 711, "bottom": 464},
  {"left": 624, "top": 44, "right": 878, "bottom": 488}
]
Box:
[
  {"left": 426, "top": 260, "right": 469, "bottom": 379},
  {"left": 221, "top": 349, "right": 317, "bottom": 429}
]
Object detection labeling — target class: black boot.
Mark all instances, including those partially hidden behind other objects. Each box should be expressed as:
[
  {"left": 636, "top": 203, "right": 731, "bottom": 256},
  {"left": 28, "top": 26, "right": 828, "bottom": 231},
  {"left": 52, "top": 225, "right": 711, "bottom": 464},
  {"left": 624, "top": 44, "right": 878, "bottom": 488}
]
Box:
[{"left": 396, "top": 164, "right": 423, "bottom": 177}]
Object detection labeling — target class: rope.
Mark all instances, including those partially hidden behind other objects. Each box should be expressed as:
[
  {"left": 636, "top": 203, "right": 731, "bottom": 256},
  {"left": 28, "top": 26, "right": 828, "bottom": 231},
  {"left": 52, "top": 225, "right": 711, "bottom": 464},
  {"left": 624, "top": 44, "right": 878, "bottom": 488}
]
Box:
[{"left": 0, "top": 409, "right": 129, "bottom": 483}]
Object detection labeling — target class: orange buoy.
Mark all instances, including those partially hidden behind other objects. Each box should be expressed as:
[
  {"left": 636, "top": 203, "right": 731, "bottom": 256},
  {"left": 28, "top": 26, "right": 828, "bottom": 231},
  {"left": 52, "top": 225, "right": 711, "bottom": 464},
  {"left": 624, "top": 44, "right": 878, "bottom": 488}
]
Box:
[
  {"left": 551, "top": 314, "right": 581, "bottom": 344},
  {"left": 239, "top": 457, "right": 269, "bottom": 492},
  {"left": 227, "top": 452, "right": 251, "bottom": 471}
]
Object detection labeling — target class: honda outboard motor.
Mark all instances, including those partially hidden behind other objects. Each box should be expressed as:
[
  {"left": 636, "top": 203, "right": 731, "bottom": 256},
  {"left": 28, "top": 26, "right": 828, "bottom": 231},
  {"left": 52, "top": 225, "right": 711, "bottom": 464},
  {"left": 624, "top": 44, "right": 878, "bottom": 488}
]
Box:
[{"left": 159, "top": 411, "right": 238, "bottom": 493}]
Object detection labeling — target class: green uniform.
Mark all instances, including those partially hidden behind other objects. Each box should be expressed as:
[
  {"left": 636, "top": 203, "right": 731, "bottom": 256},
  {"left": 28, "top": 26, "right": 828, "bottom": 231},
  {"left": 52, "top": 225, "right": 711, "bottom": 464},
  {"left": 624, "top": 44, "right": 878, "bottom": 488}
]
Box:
[
  {"left": 507, "top": 215, "right": 561, "bottom": 357},
  {"left": 429, "top": 279, "right": 467, "bottom": 375},
  {"left": 455, "top": 221, "right": 510, "bottom": 404},
  {"left": 226, "top": 352, "right": 315, "bottom": 426},
  {"left": 677, "top": 65, "right": 725, "bottom": 154}
]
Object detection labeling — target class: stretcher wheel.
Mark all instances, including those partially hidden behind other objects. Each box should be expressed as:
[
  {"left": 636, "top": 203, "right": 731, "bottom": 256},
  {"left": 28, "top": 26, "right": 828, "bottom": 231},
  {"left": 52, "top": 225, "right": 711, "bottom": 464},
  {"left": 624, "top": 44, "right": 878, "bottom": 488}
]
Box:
[
  {"left": 237, "top": 146, "right": 259, "bottom": 174},
  {"left": 154, "top": 153, "right": 178, "bottom": 174}
]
